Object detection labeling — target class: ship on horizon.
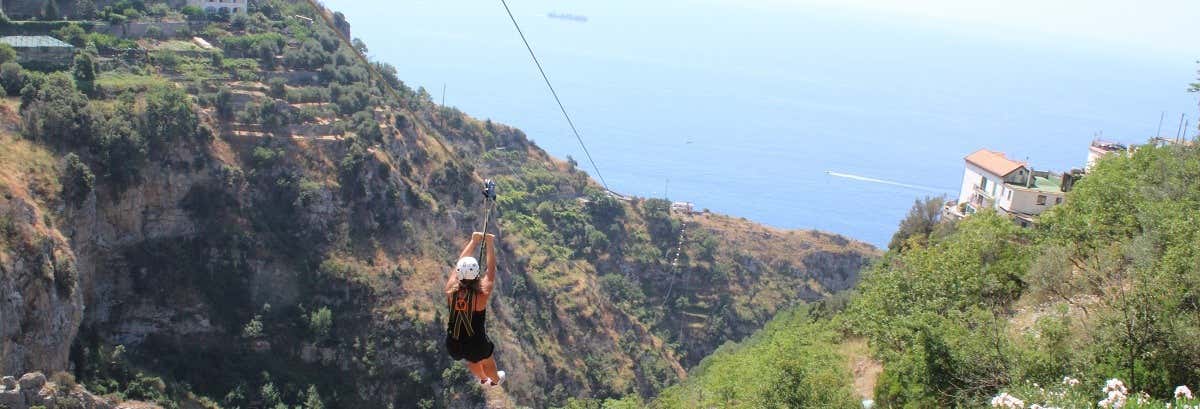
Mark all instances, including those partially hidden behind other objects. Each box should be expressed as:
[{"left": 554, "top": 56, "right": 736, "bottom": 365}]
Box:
[{"left": 547, "top": 12, "right": 588, "bottom": 23}]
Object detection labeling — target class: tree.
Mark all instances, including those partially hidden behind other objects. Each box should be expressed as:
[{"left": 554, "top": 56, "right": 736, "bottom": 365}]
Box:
[
  {"left": 215, "top": 87, "right": 234, "bottom": 119},
  {"left": 303, "top": 385, "right": 324, "bottom": 409},
  {"left": 22, "top": 72, "right": 95, "bottom": 146},
  {"left": 55, "top": 23, "right": 87, "bottom": 47},
  {"left": 0, "top": 62, "right": 22, "bottom": 96},
  {"left": 97, "top": 105, "right": 147, "bottom": 187},
  {"left": 61, "top": 153, "right": 95, "bottom": 204},
  {"left": 332, "top": 11, "right": 350, "bottom": 37},
  {"left": 76, "top": 0, "right": 98, "bottom": 19},
  {"left": 142, "top": 85, "right": 199, "bottom": 150},
  {"left": 268, "top": 77, "right": 286, "bottom": 98},
  {"left": 309, "top": 307, "right": 332, "bottom": 341},
  {"left": 0, "top": 44, "right": 15, "bottom": 65},
  {"left": 73, "top": 53, "right": 96, "bottom": 94},
  {"left": 180, "top": 5, "right": 203, "bottom": 20},
  {"left": 887, "top": 196, "right": 946, "bottom": 251}
]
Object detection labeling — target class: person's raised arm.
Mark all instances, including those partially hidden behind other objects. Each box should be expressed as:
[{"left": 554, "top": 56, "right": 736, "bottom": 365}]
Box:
[
  {"left": 481, "top": 234, "right": 497, "bottom": 295},
  {"left": 460, "top": 232, "right": 483, "bottom": 259},
  {"left": 446, "top": 233, "right": 483, "bottom": 294}
]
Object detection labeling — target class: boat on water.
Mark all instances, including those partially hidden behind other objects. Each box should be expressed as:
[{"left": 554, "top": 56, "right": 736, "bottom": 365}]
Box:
[{"left": 547, "top": 12, "right": 588, "bottom": 23}]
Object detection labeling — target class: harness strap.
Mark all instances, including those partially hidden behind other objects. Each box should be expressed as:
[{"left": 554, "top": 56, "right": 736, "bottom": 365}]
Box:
[{"left": 450, "top": 288, "right": 476, "bottom": 339}]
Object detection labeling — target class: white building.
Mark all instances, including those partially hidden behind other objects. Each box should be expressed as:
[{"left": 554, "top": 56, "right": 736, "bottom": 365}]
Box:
[
  {"left": 671, "top": 201, "right": 695, "bottom": 214},
  {"left": 1086, "top": 140, "right": 1127, "bottom": 172},
  {"left": 949, "top": 149, "right": 1072, "bottom": 225},
  {"left": 188, "top": 0, "right": 247, "bottom": 14}
]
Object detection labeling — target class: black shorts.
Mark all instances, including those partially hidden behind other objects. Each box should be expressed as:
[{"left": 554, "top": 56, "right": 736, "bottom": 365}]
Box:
[{"left": 446, "top": 335, "right": 494, "bottom": 363}]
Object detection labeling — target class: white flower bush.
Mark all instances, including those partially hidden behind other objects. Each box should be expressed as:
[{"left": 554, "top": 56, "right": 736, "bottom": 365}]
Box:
[
  {"left": 997, "top": 377, "right": 1198, "bottom": 409},
  {"left": 992, "top": 392, "right": 1026, "bottom": 408}
]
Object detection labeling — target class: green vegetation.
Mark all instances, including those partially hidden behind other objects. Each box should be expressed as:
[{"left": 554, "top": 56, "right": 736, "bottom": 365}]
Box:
[
  {"left": 60, "top": 152, "right": 94, "bottom": 204},
  {"left": 844, "top": 142, "right": 1200, "bottom": 407},
  {"left": 0, "top": 43, "right": 15, "bottom": 65},
  {"left": 95, "top": 72, "right": 170, "bottom": 95},
  {"left": 650, "top": 305, "right": 859, "bottom": 409}
]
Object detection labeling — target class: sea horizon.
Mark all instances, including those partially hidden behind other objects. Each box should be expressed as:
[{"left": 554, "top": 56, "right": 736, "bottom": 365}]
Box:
[{"left": 328, "top": 0, "right": 1199, "bottom": 247}]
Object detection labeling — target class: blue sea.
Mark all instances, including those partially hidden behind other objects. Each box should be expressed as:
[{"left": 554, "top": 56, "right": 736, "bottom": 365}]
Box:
[{"left": 327, "top": 0, "right": 1198, "bottom": 248}]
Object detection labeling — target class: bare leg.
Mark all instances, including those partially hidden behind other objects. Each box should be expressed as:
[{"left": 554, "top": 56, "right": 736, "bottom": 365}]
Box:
[
  {"left": 479, "top": 357, "right": 501, "bottom": 383},
  {"left": 466, "top": 361, "right": 488, "bottom": 382}
]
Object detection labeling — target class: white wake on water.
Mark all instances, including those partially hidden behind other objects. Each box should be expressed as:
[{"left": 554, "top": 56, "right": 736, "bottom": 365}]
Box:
[{"left": 825, "top": 171, "right": 949, "bottom": 193}]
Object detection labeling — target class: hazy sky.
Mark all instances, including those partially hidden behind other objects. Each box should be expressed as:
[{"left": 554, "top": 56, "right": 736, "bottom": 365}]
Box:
[{"left": 730, "top": 0, "right": 1199, "bottom": 57}]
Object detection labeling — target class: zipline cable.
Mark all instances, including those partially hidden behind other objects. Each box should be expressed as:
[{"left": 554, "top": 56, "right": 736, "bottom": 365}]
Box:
[{"left": 498, "top": 0, "right": 610, "bottom": 192}]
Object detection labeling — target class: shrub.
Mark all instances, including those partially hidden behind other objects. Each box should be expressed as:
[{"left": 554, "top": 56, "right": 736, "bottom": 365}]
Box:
[
  {"left": 308, "top": 307, "right": 332, "bottom": 341},
  {"left": 96, "top": 110, "right": 147, "bottom": 187},
  {"left": 268, "top": 77, "right": 286, "bottom": 98},
  {"left": 21, "top": 72, "right": 96, "bottom": 146},
  {"left": 145, "top": 3, "right": 170, "bottom": 17},
  {"left": 50, "top": 371, "right": 77, "bottom": 391},
  {"left": 181, "top": 5, "right": 204, "bottom": 20},
  {"left": 242, "top": 315, "right": 263, "bottom": 339},
  {"left": 215, "top": 87, "right": 233, "bottom": 119},
  {"left": 303, "top": 385, "right": 324, "bottom": 409},
  {"left": 72, "top": 53, "right": 96, "bottom": 94},
  {"left": 0, "top": 62, "right": 23, "bottom": 96},
  {"left": 144, "top": 25, "right": 163, "bottom": 40},
  {"left": 0, "top": 44, "right": 15, "bottom": 65},
  {"left": 142, "top": 85, "right": 200, "bottom": 150},
  {"left": 61, "top": 153, "right": 95, "bottom": 204},
  {"left": 55, "top": 23, "right": 87, "bottom": 47}
]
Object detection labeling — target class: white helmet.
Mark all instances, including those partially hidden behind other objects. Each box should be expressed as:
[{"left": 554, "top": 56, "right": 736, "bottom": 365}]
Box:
[{"left": 456, "top": 257, "right": 480, "bottom": 280}]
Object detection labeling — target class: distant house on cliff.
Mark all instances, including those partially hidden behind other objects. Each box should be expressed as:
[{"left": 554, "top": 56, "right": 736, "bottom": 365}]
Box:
[
  {"left": 187, "top": 0, "right": 247, "bottom": 14},
  {"left": 1086, "top": 139, "right": 1128, "bottom": 172},
  {"left": 0, "top": 36, "right": 75, "bottom": 69},
  {"left": 945, "top": 149, "right": 1077, "bottom": 226},
  {"left": 671, "top": 201, "right": 696, "bottom": 214}
]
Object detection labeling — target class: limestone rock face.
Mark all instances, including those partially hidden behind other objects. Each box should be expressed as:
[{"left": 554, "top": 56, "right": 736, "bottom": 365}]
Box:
[{"left": 0, "top": 195, "right": 84, "bottom": 376}]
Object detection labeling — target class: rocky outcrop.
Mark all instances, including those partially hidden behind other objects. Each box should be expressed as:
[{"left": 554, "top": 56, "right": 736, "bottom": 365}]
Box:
[
  {"left": 0, "top": 194, "right": 83, "bottom": 377},
  {"left": 64, "top": 158, "right": 211, "bottom": 347},
  {"left": 0, "top": 371, "right": 142, "bottom": 409}
]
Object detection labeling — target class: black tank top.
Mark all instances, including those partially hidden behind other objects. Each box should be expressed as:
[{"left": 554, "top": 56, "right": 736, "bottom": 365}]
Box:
[{"left": 446, "top": 289, "right": 487, "bottom": 340}]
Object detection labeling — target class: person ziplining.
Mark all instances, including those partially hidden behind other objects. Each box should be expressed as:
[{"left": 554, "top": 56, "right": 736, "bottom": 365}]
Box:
[{"left": 444, "top": 180, "right": 506, "bottom": 387}]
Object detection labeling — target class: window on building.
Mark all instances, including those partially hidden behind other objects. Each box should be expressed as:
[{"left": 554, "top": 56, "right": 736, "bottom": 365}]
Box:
[
  {"left": 1056, "top": 197, "right": 1062, "bottom": 204},
  {"left": 1007, "top": 190, "right": 1012, "bottom": 200},
  {"left": 1036, "top": 195, "right": 1047, "bottom": 205}
]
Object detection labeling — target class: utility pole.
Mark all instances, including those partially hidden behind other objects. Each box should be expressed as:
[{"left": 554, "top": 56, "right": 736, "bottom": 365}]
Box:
[
  {"left": 1176, "top": 113, "right": 1186, "bottom": 141},
  {"left": 1156, "top": 111, "right": 1165, "bottom": 138},
  {"left": 441, "top": 83, "right": 446, "bottom": 106}
]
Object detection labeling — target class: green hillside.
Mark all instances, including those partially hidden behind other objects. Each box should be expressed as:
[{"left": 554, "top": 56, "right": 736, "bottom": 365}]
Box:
[{"left": 608, "top": 140, "right": 1200, "bottom": 409}]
